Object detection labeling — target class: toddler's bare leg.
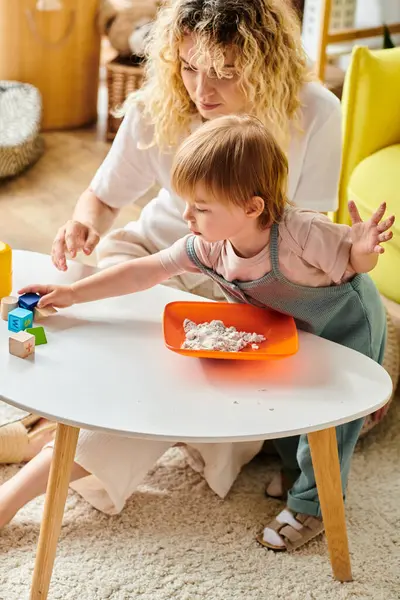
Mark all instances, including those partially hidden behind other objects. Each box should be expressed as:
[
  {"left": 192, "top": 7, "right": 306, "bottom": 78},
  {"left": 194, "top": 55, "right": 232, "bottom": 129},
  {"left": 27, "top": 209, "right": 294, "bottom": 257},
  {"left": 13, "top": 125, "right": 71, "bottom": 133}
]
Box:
[{"left": 0, "top": 447, "right": 88, "bottom": 527}]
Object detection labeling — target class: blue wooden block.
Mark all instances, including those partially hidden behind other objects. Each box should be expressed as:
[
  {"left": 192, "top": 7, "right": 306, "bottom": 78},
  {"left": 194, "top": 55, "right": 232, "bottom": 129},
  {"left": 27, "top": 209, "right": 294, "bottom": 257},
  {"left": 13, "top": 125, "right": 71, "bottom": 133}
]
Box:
[
  {"left": 18, "top": 293, "right": 40, "bottom": 311},
  {"left": 8, "top": 307, "right": 34, "bottom": 333}
]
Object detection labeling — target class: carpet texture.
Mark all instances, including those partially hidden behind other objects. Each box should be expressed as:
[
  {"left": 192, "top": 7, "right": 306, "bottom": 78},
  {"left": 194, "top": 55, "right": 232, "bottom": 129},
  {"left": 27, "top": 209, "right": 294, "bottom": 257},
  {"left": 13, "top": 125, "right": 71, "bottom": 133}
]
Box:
[{"left": 0, "top": 396, "right": 399, "bottom": 600}]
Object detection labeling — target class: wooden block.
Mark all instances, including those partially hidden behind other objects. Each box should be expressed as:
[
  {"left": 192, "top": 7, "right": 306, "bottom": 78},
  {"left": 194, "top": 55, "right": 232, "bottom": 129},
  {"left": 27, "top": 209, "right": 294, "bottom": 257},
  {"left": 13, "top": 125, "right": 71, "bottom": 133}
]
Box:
[
  {"left": 26, "top": 326, "right": 47, "bottom": 345},
  {"left": 1, "top": 296, "right": 18, "bottom": 320},
  {"left": 34, "top": 306, "right": 57, "bottom": 321},
  {"left": 18, "top": 292, "right": 40, "bottom": 311},
  {"left": 9, "top": 331, "right": 35, "bottom": 358},
  {"left": 8, "top": 307, "right": 33, "bottom": 332}
]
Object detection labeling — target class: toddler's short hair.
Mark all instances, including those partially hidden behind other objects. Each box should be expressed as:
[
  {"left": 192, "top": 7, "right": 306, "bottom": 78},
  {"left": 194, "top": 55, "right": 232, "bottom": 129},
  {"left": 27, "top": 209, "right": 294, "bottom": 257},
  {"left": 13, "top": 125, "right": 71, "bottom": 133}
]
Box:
[{"left": 171, "top": 115, "right": 288, "bottom": 228}]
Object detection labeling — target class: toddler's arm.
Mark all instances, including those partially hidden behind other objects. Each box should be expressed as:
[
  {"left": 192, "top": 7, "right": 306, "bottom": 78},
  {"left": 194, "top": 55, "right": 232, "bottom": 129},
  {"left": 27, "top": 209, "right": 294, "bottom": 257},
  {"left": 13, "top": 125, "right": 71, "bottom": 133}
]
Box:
[
  {"left": 19, "top": 253, "right": 178, "bottom": 309},
  {"left": 72, "top": 254, "right": 172, "bottom": 302}
]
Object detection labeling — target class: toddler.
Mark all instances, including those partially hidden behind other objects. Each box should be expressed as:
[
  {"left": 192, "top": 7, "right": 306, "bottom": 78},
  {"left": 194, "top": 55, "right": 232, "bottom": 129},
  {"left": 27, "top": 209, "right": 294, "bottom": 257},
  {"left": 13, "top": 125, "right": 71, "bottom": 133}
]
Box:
[{"left": 20, "top": 115, "right": 394, "bottom": 550}]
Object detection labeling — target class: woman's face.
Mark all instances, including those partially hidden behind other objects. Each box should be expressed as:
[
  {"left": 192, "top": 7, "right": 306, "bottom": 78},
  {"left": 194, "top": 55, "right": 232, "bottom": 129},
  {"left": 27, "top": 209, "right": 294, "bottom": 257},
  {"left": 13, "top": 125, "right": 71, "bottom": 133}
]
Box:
[{"left": 179, "top": 33, "right": 248, "bottom": 120}]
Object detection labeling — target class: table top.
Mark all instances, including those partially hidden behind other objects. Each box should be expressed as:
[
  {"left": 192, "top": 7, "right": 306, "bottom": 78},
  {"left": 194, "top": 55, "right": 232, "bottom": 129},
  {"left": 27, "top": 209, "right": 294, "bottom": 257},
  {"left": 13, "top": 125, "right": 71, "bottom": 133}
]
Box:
[{"left": 0, "top": 250, "right": 392, "bottom": 443}]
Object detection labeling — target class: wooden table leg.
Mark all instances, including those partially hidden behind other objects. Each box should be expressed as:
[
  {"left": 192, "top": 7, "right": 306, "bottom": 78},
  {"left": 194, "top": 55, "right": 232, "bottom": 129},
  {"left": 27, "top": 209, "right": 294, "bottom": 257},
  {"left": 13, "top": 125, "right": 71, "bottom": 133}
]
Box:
[
  {"left": 30, "top": 423, "right": 80, "bottom": 600},
  {"left": 308, "top": 427, "right": 353, "bottom": 582}
]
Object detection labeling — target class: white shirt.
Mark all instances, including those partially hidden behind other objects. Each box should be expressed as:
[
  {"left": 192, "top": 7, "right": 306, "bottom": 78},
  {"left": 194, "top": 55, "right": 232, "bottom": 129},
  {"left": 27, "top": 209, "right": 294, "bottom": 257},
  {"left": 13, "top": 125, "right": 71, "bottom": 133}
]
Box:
[{"left": 90, "top": 81, "right": 342, "bottom": 273}]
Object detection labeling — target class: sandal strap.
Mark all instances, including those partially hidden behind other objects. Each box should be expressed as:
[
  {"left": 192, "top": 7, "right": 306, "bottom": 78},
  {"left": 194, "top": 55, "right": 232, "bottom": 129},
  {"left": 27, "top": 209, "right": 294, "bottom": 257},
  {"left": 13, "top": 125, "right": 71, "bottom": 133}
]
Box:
[
  {"left": 21, "top": 413, "right": 42, "bottom": 429},
  {"left": 278, "top": 524, "right": 304, "bottom": 544},
  {"left": 0, "top": 413, "right": 41, "bottom": 431},
  {"left": 280, "top": 512, "right": 324, "bottom": 551},
  {"left": 296, "top": 513, "right": 322, "bottom": 530},
  {"left": 265, "top": 518, "right": 286, "bottom": 534}
]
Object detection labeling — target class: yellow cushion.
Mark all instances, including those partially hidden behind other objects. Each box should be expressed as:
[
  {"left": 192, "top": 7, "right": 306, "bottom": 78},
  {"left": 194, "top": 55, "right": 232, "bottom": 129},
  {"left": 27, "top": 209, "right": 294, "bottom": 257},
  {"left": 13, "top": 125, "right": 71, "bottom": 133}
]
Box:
[
  {"left": 337, "top": 47, "right": 400, "bottom": 224},
  {"left": 348, "top": 144, "right": 400, "bottom": 303}
]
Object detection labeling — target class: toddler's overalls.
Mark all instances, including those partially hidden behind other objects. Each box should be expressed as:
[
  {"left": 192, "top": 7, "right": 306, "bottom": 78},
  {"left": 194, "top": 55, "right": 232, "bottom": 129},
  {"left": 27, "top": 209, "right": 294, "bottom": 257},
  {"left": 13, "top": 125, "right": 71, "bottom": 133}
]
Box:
[{"left": 186, "top": 223, "right": 386, "bottom": 516}]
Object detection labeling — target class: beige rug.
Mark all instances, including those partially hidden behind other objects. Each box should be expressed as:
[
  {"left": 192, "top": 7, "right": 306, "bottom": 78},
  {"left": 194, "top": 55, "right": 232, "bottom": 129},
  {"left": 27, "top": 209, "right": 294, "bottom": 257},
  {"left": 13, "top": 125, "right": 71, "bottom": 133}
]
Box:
[{"left": 0, "top": 396, "right": 399, "bottom": 600}]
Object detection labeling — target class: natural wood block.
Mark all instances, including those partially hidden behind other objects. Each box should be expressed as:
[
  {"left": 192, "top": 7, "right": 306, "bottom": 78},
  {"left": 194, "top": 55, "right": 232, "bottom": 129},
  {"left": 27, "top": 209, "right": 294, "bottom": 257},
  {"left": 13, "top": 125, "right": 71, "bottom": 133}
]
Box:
[
  {"left": 9, "top": 331, "right": 35, "bottom": 358},
  {"left": 34, "top": 306, "right": 57, "bottom": 321},
  {"left": 1, "top": 296, "right": 18, "bottom": 320}
]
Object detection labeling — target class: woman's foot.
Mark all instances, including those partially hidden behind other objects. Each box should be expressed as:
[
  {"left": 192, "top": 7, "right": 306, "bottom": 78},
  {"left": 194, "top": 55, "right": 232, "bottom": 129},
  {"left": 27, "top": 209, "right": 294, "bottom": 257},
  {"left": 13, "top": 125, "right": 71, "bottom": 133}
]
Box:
[
  {"left": 23, "top": 418, "right": 56, "bottom": 461},
  {"left": 256, "top": 508, "right": 324, "bottom": 551},
  {"left": 0, "top": 416, "right": 56, "bottom": 465}
]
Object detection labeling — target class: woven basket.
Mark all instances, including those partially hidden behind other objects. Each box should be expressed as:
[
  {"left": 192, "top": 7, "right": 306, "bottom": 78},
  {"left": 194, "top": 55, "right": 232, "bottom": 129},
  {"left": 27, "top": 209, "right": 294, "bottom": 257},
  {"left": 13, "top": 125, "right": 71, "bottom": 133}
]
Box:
[
  {"left": 106, "top": 56, "right": 145, "bottom": 141},
  {"left": 0, "top": 81, "right": 44, "bottom": 179}
]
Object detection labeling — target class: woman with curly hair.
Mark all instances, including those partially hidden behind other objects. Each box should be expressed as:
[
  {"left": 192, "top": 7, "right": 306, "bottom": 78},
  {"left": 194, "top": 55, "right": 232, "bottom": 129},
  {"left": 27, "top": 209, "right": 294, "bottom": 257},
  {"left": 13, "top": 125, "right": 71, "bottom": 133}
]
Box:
[{"left": 0, "top": 0, "right": 342, "bottom": 550}]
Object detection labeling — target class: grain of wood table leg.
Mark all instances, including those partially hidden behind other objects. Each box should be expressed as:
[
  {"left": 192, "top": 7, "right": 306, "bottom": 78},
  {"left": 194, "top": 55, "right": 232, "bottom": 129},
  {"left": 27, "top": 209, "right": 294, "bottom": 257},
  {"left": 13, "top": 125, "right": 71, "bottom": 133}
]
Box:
[
  {"left": 308, "top": 427, "right": 353, "bottom": 583},
  {"left": 30, "top": 423, "right": 80, "bottom": 600}
]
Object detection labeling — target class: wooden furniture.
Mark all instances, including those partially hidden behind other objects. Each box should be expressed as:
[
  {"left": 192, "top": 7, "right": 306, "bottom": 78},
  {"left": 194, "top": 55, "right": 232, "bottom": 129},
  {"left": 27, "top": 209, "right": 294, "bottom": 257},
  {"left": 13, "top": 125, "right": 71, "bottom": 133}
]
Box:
[
  {"left": 106, "top": 56, "right": 144, "bottom": 141},
  {"left": 315, "top": 0, "right": 400, "bottom": 80},
  {"left": 0, "top": 0, "right": 101, "bottom": 130},
  {"left": 0, "top": 251, "right": 392, "bottom": 599}
]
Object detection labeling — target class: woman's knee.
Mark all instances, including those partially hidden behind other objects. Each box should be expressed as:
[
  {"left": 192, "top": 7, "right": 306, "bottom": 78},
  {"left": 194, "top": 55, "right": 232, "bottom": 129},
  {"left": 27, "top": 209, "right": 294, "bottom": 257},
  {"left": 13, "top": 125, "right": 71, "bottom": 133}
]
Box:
[{"left": 96, "top": 227, "right": 154, "bottom": 268}]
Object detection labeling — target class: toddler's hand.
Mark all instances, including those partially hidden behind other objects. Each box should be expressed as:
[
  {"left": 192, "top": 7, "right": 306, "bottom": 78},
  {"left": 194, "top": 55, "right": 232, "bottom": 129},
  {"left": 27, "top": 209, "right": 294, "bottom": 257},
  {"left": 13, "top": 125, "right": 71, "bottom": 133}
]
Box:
[
  {"left": 349, "top": 200, "right": 395, "bottom": 255},
  {"left": 17, "top": 284, "right": 75, "bottom": 309}
]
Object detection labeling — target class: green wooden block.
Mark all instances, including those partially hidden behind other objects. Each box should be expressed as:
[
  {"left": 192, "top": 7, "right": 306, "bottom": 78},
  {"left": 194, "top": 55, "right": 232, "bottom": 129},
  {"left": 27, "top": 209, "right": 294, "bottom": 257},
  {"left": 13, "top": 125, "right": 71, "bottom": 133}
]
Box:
[{"left": 25, "top": 326, "right": 47, "bottom": 345}]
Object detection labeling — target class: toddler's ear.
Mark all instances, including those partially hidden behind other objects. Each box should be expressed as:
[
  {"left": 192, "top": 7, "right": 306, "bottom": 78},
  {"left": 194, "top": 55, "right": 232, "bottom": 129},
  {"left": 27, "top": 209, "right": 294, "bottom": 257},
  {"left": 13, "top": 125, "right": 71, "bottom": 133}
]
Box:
[{"left": 246, "top": 196, "right": 265, "bottom": 219}]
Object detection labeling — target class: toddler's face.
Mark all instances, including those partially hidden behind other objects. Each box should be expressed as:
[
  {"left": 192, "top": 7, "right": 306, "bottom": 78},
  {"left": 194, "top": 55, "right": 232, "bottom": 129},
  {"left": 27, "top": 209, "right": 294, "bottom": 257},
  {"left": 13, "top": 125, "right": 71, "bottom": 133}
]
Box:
[{"left": 182, "top": 184, "right": 249, "bottom": 243}]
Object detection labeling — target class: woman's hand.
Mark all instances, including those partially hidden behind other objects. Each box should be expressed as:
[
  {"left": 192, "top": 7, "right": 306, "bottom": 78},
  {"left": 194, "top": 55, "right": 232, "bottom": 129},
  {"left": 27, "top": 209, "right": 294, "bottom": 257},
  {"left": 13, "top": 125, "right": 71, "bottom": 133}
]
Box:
[
  {"left": 17, "top": 284, "right": 75, "bottom": 309},
  {"left": 348, "top": 201, "right": 395, "bottom": 273},
  {"left": 52, "top": 220, "right": 100, "bottom": 272}
]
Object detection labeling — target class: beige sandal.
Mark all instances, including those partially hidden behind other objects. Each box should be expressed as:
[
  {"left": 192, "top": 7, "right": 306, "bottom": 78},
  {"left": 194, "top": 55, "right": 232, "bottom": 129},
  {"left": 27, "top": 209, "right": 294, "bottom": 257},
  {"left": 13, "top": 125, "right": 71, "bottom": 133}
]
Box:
[
  {"left": 0, "top": 414, "right": 56, "bottom": 464},
  {"left": 256, "top": 511, "right": 324, "bottom": 551}
]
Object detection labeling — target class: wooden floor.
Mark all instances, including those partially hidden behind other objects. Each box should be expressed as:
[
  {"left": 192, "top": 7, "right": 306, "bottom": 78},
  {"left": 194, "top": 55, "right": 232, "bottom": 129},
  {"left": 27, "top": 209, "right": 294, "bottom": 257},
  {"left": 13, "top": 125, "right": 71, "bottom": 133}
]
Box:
[
  {"left": 0, "top": 42, "right": 152, "bottom": 266},
  {"left": 0, "top": 126, "right": 149, "bottom": 266}
]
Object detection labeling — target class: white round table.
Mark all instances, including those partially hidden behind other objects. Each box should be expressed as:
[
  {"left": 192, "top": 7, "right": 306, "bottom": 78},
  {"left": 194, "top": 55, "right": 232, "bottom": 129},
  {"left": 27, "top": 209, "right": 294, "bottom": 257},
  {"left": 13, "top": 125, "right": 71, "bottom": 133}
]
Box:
[{"left": 0, "top": 251, "right": 393, "bottom": 599}]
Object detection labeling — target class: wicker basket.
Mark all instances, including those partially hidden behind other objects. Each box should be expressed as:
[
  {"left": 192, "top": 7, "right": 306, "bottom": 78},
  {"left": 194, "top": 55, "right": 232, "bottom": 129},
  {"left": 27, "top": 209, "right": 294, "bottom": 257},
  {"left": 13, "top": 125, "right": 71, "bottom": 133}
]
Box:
[
  {"left": 0, "top": 81, "right": 44, "bottom": 179},
  {"left": 106, "top": 56, "right": 145, "bottom": 141}
]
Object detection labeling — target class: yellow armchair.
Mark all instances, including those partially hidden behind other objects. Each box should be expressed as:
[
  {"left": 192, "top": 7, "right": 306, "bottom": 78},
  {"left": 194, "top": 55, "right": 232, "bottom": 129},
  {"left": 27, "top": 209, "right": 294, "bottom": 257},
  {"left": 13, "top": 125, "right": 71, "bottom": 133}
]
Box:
[{"left": 337, "top": 46, "right": 400, "bottom": 304}]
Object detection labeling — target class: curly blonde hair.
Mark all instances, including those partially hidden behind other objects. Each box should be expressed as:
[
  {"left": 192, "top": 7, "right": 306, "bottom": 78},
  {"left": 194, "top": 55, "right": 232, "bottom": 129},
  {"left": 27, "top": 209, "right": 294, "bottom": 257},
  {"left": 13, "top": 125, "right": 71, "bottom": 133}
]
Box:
[{"left": 131, "top": 0, "right": 310, "bottom": 149}]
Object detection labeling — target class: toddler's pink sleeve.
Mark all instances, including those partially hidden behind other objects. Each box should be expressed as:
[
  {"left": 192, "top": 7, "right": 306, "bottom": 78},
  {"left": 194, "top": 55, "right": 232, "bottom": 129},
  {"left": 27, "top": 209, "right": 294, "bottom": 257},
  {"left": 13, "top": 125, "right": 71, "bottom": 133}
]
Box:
[
  {"left": 158, "top": 236, "right": 214, "bottom": 277},
  {"left": 301, "top": 215, "right": 354, "bottom": 283}
]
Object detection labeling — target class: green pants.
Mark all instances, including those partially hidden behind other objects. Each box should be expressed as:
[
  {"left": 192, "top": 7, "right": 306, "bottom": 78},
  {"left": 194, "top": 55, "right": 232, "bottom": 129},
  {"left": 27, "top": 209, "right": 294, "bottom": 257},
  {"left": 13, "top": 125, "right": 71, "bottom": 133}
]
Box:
[{"left": 273, "top": 418, "right": 365, "bottom": 517}]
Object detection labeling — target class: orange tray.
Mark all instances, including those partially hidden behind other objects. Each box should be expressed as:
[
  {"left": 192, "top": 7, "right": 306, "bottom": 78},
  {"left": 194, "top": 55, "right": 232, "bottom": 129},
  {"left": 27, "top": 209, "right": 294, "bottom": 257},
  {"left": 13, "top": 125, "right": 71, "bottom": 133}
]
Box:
[{"left": 163, "top": 301, "right": 298, "bottom": 361}]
